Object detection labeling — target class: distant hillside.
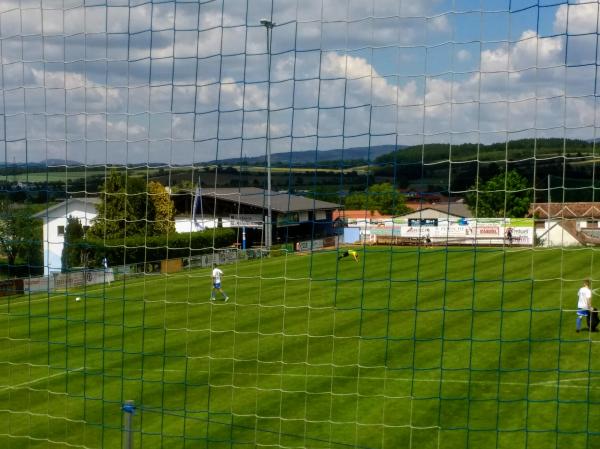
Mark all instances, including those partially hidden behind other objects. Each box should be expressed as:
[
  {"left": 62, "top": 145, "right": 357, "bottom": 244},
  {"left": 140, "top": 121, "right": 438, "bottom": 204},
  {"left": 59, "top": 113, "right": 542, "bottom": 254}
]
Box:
[
  {"left": 211, "top": 145, "right": 403, "bottom": 166},
  {"left": 375, "top": 138, "right": 594, "bottom": 165},
  {"left": 44, "top": 159, "right": 84, "bottom": 167},
  {"left": 5, "top": 159, "right": 83, "bottom": 168},
  {"left": 374, "top": 138, "right": 600, "bottom": 201}
]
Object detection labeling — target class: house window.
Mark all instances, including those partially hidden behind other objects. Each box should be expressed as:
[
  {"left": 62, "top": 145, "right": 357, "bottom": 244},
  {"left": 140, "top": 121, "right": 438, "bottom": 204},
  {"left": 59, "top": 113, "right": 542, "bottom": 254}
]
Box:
[{"left": 57, "top": 225, "right": 65, "bottom": 236}]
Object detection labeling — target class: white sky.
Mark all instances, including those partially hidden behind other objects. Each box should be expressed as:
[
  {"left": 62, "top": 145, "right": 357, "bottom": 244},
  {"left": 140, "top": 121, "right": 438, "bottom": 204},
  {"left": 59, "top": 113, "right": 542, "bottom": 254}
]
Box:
[{"left": 0, "top": 0, "right": 599, "bottom": 164}]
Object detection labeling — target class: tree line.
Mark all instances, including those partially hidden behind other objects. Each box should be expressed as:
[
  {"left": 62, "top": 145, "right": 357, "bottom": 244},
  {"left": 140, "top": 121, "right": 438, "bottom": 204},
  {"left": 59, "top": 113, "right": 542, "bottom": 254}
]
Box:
[
  {"left": 372, "top": 138, "right": 600, "bottom": 201},
  {"left": 336, "top": 171, "right": 532, "bottom": 219}
]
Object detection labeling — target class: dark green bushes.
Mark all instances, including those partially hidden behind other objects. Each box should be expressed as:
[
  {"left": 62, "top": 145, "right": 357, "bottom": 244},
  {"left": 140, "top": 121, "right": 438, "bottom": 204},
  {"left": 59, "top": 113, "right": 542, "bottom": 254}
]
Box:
[{"left": 84, "top": 228, "right": 236, "bottom": 266}]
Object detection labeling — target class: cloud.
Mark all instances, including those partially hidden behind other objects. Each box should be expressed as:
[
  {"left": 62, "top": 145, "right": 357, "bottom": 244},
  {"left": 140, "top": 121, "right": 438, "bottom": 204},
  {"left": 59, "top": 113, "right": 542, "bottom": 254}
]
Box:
[
  {"left": 554, "top": 0, "right": 599, "bottom": 35},
  {"left": 456, "top": 49, "right": 471, "bottom": 62},
  {"left": 1, "top": 1, "right": 598, "bottom": 163}
]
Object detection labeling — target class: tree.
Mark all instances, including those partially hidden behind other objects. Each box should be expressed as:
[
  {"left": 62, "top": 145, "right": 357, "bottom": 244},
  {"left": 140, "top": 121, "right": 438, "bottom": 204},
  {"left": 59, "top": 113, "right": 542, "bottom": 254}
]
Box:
[
  {"left": 147, "top": 181, "right": 175, "bottom": 235},
  {"left": 61, "top": 216, "right": 87, "bottom": 271},
  {"left": 344, "top": 182, "right": 410, "bottom": 215},
  {"left": 466, "top": 170, "right": 532, "bottom": 218},
  {"left": 91, "top": 171, "right": 178, "bottom": 238},
  {"left": 0, "top": 202, "right": 43, "bottom": 274},
  {"left": 90, "top": 170, "right": 146, "bottom": 239}
]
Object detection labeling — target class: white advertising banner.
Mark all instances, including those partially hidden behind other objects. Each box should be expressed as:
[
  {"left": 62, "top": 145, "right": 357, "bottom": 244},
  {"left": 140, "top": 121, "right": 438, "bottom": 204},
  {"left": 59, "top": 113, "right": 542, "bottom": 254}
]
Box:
[{"left": 365, "top": 219, "right": 534, "bottom": 245}]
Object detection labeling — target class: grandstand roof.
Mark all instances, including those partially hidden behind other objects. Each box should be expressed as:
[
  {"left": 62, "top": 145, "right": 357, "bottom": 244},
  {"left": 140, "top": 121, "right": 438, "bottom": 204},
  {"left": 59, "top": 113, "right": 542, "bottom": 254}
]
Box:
[{"left": 200, "top": 188, "right": 339, "bottom": 213}]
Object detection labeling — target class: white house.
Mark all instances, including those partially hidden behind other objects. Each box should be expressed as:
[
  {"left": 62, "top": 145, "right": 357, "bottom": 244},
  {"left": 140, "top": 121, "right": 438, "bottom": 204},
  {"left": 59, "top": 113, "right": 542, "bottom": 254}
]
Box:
[{"left": 33, "top": 198, "right": 100, "bottom": 275}]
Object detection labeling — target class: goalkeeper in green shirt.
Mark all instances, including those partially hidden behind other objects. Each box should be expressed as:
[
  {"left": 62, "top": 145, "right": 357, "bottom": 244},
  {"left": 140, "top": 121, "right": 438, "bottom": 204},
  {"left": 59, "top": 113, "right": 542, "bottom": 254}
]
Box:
[{"left": 338, "top": 249, "right": 359, "bottom": 262}]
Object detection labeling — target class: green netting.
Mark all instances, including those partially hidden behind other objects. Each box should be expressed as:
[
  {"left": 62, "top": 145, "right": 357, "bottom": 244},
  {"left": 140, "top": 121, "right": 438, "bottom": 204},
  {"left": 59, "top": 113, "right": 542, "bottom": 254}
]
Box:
[{"left": 0, "top": 1, "right": 600, "bottom": 449}]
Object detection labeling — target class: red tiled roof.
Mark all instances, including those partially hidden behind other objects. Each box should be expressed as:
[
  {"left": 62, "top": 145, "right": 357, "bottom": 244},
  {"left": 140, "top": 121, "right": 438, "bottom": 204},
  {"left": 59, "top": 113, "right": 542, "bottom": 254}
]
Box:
[
  {"left": 530, "top": 203, "right": 600, "bottom": 219},
  {"left": 401, "top": 202, "right": 473, "bottom": 218},
  {"left": 333, "top": 210, "right": 392, "bottom": 220}
]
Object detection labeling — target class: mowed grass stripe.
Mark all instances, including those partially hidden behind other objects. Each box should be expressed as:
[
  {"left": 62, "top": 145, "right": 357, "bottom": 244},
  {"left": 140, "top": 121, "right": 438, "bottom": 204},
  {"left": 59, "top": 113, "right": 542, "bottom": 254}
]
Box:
[{"left": 0, "top": 247, "right": 599, "bottom": 448}]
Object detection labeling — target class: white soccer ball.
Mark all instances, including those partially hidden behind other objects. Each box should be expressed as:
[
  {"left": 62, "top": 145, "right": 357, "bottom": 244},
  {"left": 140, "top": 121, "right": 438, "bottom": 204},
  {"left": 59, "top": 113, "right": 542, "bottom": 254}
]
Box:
[{"left": 75, "top": 297, "right": 81, "bottom": 302}]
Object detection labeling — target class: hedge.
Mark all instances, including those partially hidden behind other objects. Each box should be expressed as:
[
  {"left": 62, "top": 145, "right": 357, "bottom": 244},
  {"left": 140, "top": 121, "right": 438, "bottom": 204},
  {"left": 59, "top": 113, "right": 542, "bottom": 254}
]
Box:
[
  {"left": 83, "top": 228, "right": 237, "bottom": 266},
  {"left": 0, "top": 263, "right": 44, "bottom": 278}
]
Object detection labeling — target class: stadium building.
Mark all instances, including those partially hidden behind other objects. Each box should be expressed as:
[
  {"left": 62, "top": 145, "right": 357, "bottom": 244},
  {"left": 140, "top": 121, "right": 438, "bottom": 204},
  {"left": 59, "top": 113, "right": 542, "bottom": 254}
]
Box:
[
  {"left": 33, "top": 189, "right": 339, "bottom": 274},
  {"left": 174, "top": 187, "right": 340, "bottom": 247}
]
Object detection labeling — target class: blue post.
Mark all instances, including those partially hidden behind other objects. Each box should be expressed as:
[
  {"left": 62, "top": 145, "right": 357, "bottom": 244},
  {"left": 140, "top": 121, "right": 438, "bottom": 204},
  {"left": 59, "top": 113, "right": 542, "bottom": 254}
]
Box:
[
  {"left": 242, "top": 226, "right": 246, "bottom": 250},
  {"left": 122, "top": 400, "right": 136, "bottom": 449}
]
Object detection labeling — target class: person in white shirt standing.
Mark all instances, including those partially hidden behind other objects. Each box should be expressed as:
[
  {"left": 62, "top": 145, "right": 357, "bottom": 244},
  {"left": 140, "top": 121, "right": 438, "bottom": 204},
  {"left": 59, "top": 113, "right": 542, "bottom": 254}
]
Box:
[
  {"left": 576, "top": 279, "right": 593, "bottom": 333},
  {"left": 211, "top": 264, "right": 229, "bottom": 302},
  {"left": 102, "top": 256, "right": 111, "bottom": 286}
]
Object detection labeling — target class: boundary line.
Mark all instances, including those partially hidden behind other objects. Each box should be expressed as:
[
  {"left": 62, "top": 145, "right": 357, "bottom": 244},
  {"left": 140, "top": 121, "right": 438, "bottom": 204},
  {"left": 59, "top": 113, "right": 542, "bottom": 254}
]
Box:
[
  {"left": 0, "top": 367, "right": 84, "bottom": 393},
  {"left": 2, "top": 365, "right": 597, "bottom": 391}
]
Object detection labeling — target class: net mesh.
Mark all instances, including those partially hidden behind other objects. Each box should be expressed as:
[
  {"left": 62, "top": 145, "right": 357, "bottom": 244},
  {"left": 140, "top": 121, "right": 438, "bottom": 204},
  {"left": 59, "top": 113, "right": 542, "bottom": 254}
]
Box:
[{"left": 0, "top": 1, "right": 599, "bottom": 448}]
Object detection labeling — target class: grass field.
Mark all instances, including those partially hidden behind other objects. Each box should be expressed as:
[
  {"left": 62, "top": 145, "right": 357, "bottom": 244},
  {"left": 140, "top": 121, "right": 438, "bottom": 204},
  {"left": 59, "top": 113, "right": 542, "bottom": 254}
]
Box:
[
  {"left": 1, "top": 247, "right": 600, "bottom": 449},
  {"left": 10, "top": 169, "right": 161, "bottom": 183}
]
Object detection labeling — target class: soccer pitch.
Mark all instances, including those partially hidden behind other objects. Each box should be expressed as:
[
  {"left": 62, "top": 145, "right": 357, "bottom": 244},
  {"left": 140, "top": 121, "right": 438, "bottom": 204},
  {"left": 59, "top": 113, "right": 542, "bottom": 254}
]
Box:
[{"left": 1, "top": 247, "right": 599, "bottom": 449}]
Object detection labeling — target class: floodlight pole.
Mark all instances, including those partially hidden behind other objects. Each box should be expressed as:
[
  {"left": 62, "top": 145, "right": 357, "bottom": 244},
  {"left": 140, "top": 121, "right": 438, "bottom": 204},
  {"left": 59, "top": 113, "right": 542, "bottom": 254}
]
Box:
[
  {"left": 261, "top": 18, "right": 275, "bottom": 250},
  {"left": 547, "top": 174, "right": 551, "bottom": 231}
]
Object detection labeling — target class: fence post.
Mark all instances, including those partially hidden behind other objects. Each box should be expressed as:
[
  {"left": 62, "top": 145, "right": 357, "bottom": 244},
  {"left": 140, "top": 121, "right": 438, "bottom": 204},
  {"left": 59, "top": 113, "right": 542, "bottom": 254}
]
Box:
[{"left": 122, "top": 400, "right": 136, "bottom": 449}]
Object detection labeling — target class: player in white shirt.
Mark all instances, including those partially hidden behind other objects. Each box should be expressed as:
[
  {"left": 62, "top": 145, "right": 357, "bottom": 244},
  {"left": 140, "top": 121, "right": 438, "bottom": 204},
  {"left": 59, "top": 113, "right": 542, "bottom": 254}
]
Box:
[
  {"left": 102, "top": 256, "right": 111, "bottom": 286},
  {"left": 576, "top": 279, "right": 592, "bottom": 333},
  {"left": 210, "top": 265, "right": 229, "bottom": 302}
]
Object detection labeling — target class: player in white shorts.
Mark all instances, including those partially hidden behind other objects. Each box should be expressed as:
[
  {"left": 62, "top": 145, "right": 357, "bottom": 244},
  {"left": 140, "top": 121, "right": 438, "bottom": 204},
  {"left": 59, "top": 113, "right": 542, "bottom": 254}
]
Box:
[
  {"left": 576, "top": 279, "right": 592, "bottom": 333},
  {"left": 211, "top": 265, "right": 229, "bottom": 302}
]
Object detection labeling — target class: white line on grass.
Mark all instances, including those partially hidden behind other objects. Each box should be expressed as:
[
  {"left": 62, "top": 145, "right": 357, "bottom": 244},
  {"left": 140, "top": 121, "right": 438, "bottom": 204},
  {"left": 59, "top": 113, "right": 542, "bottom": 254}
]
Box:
[
  {"left": 0, "top": 433, "right": 93, "bottom": 449},
  {"left": 2, "top": 362, "right": 596, "bottom": 392},
  {"left": 77, "top": 367, "right": 600, "bottom": 391},
  {"left": 531, "top": 376, "right": 600, "bottom": 386},
  {"left": 226, "top": 371, "right": 600, "bottom": 390},
  {"left": 0, "top": 367, "right": 83, "bottom": 393},
  {"left": 0, "top": 408, "right": 87, "bottom": 424}
]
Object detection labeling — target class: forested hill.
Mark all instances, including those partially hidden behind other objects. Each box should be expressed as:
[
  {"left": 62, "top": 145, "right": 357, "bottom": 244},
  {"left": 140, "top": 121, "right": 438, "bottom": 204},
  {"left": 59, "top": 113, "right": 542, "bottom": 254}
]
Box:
[
  {"left": 212, "top": 145, "right": 400, "bottom": 166},
  {"left": 375, "top": 138, "right": 596, "bottom": 165},
  {"left": 373, "top": 138, "right": 600, "bottom": 202}
]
